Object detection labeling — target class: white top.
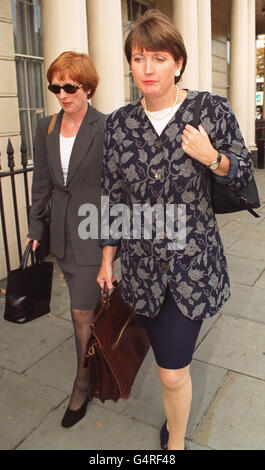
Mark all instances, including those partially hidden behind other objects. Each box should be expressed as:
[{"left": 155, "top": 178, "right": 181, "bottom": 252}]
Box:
[
  {"left": 144, "top": 102, "right": 181, "bottom": 135},
  {"left": 60, "top": 134, "right": 76, "bottom": 185}
]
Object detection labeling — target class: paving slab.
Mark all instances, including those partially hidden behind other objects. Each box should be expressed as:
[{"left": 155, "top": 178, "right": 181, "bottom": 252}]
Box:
[
  {"left": 225, "top": 254, "right": 265, "bottom": 286},
  {"left": 221, "top": 282, "right": 265, "bottom": 323},
  {"left": 187, "top": 361, "right": 227, "bottom": 439},
  {"left": 17, "top": 401, "right": 160, "bottom": 450},
  {"left": 0, "top": 368, "right": 66, "bottom": 450},
  {"left": 188, "top": 441, "right": 211, "bottom": 450},
  {"left": 25, "top": 335, "right": 76, "bottom": 394},
  {"left": 219, "top": 234, "right": 239, "bottom": 251},
  {"left": 0, "top": 315, "right": 73, "bottom": 373},
  {"left": 193, "top": 372, "right": 265, "bottom": 450},
  {"left": 215, "top": 212, "right": 241, "bottom": 227},
  {"left": 255, "top": 269, "right": 265, "bottom": 289},
  {"left": 196, "top": 312, "right": 221, "bottom": 346},
  {"left": 220, "top": 219, "right": 265, "bottom": 240},
  {"left": 226, "top": 238, "right": 265, "bottom": 261},
  {"left": 194, "top": 315, "right": 265, "bottom": 380},
  {"left": 217, "top": 215, "right": 265, "bottom": 234},
  {"left": 49, "top": 267, "right": 70, "bottom": 317},
  {"left": 47, "top": 257, "right": 71, "bottom": 317}
]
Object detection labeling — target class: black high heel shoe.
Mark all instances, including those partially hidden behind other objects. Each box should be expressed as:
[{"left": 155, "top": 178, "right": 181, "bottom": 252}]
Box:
[
  {"left": 160, "top": 420, "right": 188, "bottom": 450},
  {"left": 160, "top": 420, "right": 169, "bottom": 450},
  {"left": 61, "top": 396, "right": 90, "bottom": 428}
]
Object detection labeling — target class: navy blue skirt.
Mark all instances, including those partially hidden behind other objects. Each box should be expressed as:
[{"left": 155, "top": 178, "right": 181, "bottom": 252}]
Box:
[{"left": 137, "top": 287, "right": 202, "bottom": 370}]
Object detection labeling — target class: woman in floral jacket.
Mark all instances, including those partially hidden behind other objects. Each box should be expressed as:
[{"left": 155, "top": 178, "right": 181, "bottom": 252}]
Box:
[{"left": 97, "top": 10, "right": 253, "bottom": 450}]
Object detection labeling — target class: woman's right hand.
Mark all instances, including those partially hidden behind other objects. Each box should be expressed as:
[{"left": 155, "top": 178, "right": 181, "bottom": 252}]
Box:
[
  {"left": 97, "top": 262, "right": 115, "bottom": 290},
  {"left": 26, "top": 237, "right": 40, "bottom": 252},
  {"left": 97, "top": 246, "right": 117, "bottom": 290}
]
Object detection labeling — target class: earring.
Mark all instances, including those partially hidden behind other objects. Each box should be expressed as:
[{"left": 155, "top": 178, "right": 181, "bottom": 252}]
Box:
[{"left": 175, "top": 69, "right": 180, "bottom": 77}]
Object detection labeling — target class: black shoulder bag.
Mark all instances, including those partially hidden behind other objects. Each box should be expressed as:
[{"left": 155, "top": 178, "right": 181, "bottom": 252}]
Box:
[
  {"left": 192, "top": 92, "right": 260, "bottom": 218},
  {"left": 4, "top": 241, "right": 53, "bottom": 324}
]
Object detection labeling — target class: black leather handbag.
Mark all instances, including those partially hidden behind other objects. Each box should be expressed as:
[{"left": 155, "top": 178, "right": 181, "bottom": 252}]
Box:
[
  {"left": 210, "top": 176, "right": 260, "bottom": 217},
  {"left": 192, "top": 92, "right": 260, "bottom": 218},
  {"left": 4, "top": 241, "right": 53, "bottom": 324}
]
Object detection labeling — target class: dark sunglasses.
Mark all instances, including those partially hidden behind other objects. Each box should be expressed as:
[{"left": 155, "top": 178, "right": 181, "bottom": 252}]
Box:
[{"left": 48, "top": 83, "right": 83, "bottom": 94}]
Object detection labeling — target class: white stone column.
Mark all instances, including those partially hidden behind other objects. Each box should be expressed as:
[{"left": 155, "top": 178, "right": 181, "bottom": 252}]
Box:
[
  {"left": 172, "top": 0, "right": 199, "bottom": 90},
  {"left": 263, "top": 45, "right": 265, "bottom": 119},
  {"left": 230, "top": 0, "right": 249, "bottom": 143},
  {"left": 248, "top": 0, "right": 257, "bottom": 157},
  {"left": 197, "top": 0, "right": 212, "bottom": 92},
  {"left": 42, "top": 0, "right": 88, "bottom": 114},
  {"left": 86, "top": 0, "right": 125, "bottom": 113}
]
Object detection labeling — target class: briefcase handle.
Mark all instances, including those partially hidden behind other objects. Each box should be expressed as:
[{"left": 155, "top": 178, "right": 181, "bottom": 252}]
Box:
[
  {"left": 20, "top": 241, "right": 42, "bottom": 271},
  {"left": 100, "top": 279, "right": 119, "bottom": 308}
]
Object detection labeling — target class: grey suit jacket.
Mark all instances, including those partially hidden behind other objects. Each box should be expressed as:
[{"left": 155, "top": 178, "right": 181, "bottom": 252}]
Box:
[{"left": 28, "top": 105, "right": 105, "bottom": 265}]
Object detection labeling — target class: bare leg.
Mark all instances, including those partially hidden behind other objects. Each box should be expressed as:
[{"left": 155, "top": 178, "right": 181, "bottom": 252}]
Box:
[
  {"left": 68, "top": 308, "right": 94, "bottom": 410},
  {"left": 158, "top": 365, "right": 192, "bottom": 450}
]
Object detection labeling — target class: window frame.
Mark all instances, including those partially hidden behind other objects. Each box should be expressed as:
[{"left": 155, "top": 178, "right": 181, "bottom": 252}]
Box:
[{"left": 12, "top": 0, "right": 45, "bottom": 160}]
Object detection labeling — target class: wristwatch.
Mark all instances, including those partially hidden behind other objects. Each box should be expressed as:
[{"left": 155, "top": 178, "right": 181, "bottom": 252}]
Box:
[{"left": 208, "top": 152, "right": 222, "bottom": 170}]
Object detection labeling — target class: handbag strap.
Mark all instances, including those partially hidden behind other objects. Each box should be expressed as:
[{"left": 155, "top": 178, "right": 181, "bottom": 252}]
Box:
[
  {"left": 192, "top": 92, "right": 206, "bottom": 129},
  {"left": 48, "top": 113, "right": 58, "bottom": 135},
  {"left": 20, "top": 241, "right": 41, "bottom": 270}
]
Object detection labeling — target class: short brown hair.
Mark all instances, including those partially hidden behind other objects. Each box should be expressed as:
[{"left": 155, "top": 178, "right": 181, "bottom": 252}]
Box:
[
  {"left": 47, "top": 51, "right": 99, "bottom": 99},
  {"left": 125, "top": 9, "right": 187, "bottom": 83}
]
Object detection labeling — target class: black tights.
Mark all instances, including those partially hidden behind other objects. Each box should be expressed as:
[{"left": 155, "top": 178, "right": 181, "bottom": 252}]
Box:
[{"left": 68, "top": 308, "right": 94, "bottom": 410}]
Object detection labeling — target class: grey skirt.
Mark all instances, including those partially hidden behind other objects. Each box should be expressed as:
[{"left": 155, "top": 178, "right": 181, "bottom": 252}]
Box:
[{"left": 57, "top": 225, "right": 101, "bottom": 311}]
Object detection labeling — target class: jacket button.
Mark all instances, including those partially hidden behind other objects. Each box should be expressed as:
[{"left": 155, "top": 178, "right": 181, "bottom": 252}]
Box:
[
  {"left": 155, "top": 172, "right": 162, "bottom": 180},
  {"left": 161, "top": 262, "right": 167, "bottom": 270},
  {"left": 155, "top": 141, "right": 162, "bottom": 148}
]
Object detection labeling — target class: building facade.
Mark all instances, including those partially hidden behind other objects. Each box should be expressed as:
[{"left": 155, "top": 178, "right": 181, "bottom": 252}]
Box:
[{"left": 0, "top": 0, "right": 260, "bottom": 278}]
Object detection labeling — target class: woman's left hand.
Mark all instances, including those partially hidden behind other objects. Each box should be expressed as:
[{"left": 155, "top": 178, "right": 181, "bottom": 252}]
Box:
[
  {"left": 182, "top": 124, "right": 218, "bottom": 166},
  {"left": 26, "top": 236, "right": 40, "bottom": 252}
]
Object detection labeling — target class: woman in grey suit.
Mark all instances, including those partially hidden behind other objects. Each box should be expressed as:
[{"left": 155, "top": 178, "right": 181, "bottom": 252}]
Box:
[
  {"left": 27, "top": 51, "right": 105, "bottom": 428},
  {"left": 97, "top": 10, "right": 253, "bottom": 450}
]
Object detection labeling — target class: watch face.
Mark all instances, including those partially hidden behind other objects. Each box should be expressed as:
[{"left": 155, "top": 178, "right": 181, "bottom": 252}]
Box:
[{"left": 210, "top": 162, "right": 219, "bottom": 170}]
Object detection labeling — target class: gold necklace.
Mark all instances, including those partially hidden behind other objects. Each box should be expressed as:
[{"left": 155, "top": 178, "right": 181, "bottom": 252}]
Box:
[{"left": 142, "top": 86, "right": 180, "bottom": 120}]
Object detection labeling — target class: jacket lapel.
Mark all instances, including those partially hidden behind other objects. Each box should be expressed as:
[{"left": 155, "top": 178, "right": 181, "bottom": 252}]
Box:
[
  {"left": 45, "top": 105, "right": 99, "bottom": 187},
  {"left": 46, "top": 109, "right": 64, "bottom": 187},
  {"left": 66, "top": 105, "right": 98, "bottom": 186}
]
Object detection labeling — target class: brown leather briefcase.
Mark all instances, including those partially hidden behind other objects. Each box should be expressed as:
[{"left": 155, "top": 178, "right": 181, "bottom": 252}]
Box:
[{"left": 84, "top": 281, "right": 150, "bottom": 403}]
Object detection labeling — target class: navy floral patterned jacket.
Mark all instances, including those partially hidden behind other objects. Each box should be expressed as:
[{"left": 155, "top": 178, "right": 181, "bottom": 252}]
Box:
[{"left": 101, "top": 90, "right": 254, "bottom": 321}]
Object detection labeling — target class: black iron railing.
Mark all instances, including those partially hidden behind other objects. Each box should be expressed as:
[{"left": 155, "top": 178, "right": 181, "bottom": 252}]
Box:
[
  {"left": 256, "top": 119, "right": 265, "bottom": 169},
  {"left": 0, "top": 139, "right": 33, "bottom": 273}
]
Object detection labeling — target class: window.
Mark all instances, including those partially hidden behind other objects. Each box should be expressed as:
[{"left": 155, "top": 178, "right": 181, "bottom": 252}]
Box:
[
  {"left": 127, "top": 0, "right": 150, "bottom": 101},
  {"left": 12, "top": 0, "right": 45, "bottom": 158},
  {"left": 127, "top": 0, "right": 148, "bottom": 22}
]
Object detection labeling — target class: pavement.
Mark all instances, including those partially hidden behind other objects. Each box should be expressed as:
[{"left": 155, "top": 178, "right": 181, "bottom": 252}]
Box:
[{"left": 0, "top": 169, "right": 265, "bottom": 451}]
